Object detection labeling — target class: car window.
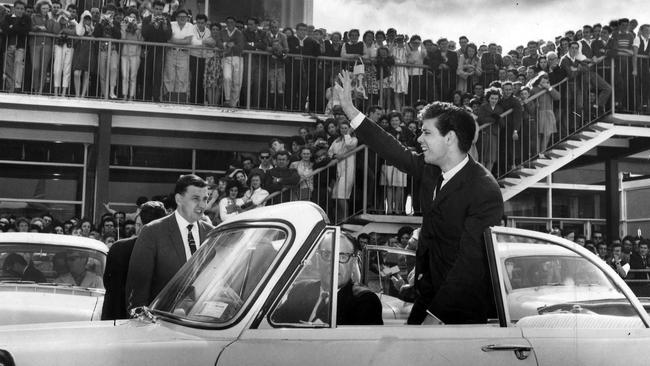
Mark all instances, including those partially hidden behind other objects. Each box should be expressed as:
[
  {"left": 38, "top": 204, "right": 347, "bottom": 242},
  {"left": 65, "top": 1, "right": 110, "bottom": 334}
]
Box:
[
  {"left": 151, "top": 226, "right": 288, "bottom": 326},
  {"left": 0, "top": 243, "right": 106, "bottom": 289},
  {"left": 492, "top": 232, "right": 644, "bottom": 326},
  {"left": 269, "top": 229, "right": 336, "bottom": 328},
  {"left": 362, "top": 246, "right": 415, "bottom": 302}
]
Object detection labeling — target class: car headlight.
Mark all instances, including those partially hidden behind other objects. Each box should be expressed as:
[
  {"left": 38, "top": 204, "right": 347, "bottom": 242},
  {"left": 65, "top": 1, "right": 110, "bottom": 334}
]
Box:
[{"left": 0, "top": 349, "right": 15, "bottom": 366}]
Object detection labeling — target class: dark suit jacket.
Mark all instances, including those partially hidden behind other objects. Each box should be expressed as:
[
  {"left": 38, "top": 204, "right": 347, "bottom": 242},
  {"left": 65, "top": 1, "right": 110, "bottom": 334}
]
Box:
[
  {"left": 125, "top": 213, "right": 213, "bottom": 310},
  {"left": 271, "top": 280, "right": 383, "bottom": 325},
  {"left": 23, "top": 263, "right": 46, "bottom": 283},
  {"left": 355, "top": 118, "right": 504, "bottom": 324},
  {"left": 101, "top": 236, "right": 137, "bottom": 320}
]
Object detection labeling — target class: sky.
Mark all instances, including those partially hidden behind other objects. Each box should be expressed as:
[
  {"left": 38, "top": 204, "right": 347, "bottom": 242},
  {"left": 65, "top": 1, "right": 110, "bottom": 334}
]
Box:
[{"left": 313, "top": 0, "right": 645, "bottom": 52}]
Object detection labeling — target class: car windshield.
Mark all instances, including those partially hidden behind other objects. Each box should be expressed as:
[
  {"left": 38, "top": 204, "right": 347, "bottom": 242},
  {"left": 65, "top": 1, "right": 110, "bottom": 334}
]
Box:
[
  {"left": 0, "top": 243, "right": 105, "bottom": 289},
  {"left": 505, "top": 255, "right": 612, "bottom": 290},
  {"left": 151, "top": 226, "right": 289, "bottom": 325}
]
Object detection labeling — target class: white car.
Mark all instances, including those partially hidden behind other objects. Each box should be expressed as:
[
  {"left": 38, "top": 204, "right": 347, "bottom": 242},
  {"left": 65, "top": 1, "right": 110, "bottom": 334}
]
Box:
[
  {"left": 0, "top": 233, "right": 107, "bottom": 325},
  {"left": 1, "top": 202, "right": 650, "bottom": 366}
]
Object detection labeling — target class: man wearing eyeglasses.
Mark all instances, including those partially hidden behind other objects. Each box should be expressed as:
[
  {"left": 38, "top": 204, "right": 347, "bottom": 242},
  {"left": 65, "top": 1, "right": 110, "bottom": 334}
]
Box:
[{"left": 272, "top": 235, "right": 383, "bottom": 325}]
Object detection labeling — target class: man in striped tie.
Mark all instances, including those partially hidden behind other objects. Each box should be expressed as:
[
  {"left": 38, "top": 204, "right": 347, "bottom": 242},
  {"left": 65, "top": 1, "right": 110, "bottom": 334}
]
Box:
[{"left": 126, "top": 174, "right": 214, "bottom": 311}]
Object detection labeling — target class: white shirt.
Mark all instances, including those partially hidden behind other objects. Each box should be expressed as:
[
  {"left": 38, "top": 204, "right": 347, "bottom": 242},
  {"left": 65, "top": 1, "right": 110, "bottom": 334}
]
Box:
[
  {"left": 170, "top": 21, "right": 194, "bottom": 44},
  {"left": 440, "top": 155, "right": 469, "bottom": 190},
  {"left": 174, "top": 210, "right": 200, "bottom": 260},
  {"left": 190, "top": 24, "right": 211, "bottom": 58},
  {"left": 633, "top": 34, "right": 650, "bottom": 53}
]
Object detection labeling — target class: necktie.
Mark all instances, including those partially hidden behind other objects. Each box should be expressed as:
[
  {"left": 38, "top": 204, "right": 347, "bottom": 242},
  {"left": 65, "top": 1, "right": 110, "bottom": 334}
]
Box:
[
  {"left": 434, "top": 175, "right": 444, "bottom": 200},
  {"left": 309, "top": 291, "right": 329, "bottom": 322},
  {"left": 187, "top": 224, "right": 197, "bottom": 255}
]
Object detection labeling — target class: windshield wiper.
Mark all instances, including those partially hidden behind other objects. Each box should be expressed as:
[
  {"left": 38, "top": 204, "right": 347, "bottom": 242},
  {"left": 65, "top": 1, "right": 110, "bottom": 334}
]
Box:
[{"left": 130, "top": 306, "right": 157, "bottom": 324}]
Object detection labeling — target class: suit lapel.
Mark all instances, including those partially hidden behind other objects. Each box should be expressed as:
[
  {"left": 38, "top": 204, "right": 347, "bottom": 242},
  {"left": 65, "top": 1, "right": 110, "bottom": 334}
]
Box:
[
  {"left": 432, "top": 158, "right": 475, "bottom": 207},
  {"left": 168, "top": 214, "right": 188, "bottom": 262}
]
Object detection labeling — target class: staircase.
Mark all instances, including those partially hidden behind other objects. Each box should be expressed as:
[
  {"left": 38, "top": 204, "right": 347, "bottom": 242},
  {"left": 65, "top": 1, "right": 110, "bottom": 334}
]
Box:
[{"left": 499, "top": 122, "right": 617, "bottom": 200}]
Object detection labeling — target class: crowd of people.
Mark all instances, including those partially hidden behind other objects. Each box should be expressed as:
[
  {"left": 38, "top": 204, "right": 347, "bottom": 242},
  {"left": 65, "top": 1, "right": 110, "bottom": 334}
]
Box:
[{"left": 0, "top": 0, "right": 648, "bottom": 114}]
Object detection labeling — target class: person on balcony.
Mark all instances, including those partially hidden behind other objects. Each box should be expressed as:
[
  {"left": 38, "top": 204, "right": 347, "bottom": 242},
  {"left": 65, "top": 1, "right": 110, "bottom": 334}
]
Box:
[
  {"left": 30, "top": 0, "right": 58, "bottom": 94},
  {"left": 290, "top": 146, "right": 314, "bottom": 201},
  {"left": 93, "top": 4, "right": 121, "bottom": 99},
  {"left": 287, "top": 22, "right": 320, "bottom": 112},
  {"left": 578, "top": 25, "right": 612, "bottom": 114},
  {"left": 609, "top": 18, "right": 635, "bottom": 111},
  {"left": 203, "top": 21, "right": 224, "bottom": 106},
  {"left": 140, "top": 1, "right": 170, "bottom": 102},
  {"left": 264, "top": 19, "right": 288, "bottom": 110},
  {"left": 530, "top": 72, "right": 560, "bottom": 158},
  {"left": 456, "top": 43, "right": 481, "bottom": 94},
  {"left": 52, "top": 9, "right": 76, "bottom": 97},
  {"left": 72, "top": 10, "right": 94, "bottom": 98},
  {"left": 162, "top": 8, "right": 192, "bottom": 103},
  {"left": 242, "top": 17, "right": 266, "bottom": 109},
  {"left": 480, "top": 43, "right": 503, "bottom": 88},
  {"left": 1, "top": 1, "right": 31, "bottom": 93},
  {"left": 119, "top": 9, "right": 142, "bottom": 101},
  {"left": 221, "top": 15, "right": 244, "bottom": 107},
  {"left": 632, "top": 24, "right": 650, "bottom": 112}
]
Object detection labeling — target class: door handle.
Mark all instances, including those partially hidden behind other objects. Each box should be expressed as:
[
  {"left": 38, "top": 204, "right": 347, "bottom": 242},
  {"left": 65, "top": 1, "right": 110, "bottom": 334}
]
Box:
[{"left": 481, "top": 344, "right": 532, "bottom": 360}]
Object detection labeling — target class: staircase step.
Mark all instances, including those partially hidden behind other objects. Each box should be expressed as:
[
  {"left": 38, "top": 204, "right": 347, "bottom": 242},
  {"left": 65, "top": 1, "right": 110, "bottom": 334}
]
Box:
[
  {"left": 563, "top": 139, "right": 583, "bottom": 148},
  {"left": 517, "top": 168, "right": 537, "bottom": 176},
  {"left": 591, "top": 122, "right": 613, "bottom": 131},
  {"left": 575, "top": 131, "right": 599, "bottom": 139},
  {"left": 532, "top": 158, "right": 553, "bottom": 167},
  {"left": 548, "top": 149, "right": 569, "bottom": 158},
  {"left": 501, "top": 177, "right": 521, "bottom": 186}
]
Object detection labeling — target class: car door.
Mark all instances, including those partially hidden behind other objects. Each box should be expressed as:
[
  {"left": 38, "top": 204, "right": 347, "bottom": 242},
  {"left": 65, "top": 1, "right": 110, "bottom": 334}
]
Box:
[
  {"left": 487, "top": 226, "right": 650, "bottom": 366},
  {"left": 216, "top": 226, "right": 537, "bottom": 366}
]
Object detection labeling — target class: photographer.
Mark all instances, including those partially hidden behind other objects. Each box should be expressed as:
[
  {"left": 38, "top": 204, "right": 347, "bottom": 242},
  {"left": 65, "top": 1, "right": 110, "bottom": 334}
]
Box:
[
  {"left": 93, "top": 4, "right": 121, "bottom": 99},
  {"left": 141, "top": 0, "right": 171, "bottom": 102}
]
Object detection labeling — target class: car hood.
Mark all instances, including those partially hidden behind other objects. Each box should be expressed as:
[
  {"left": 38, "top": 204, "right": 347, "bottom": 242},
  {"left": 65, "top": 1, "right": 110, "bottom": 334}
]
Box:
[
  {"left": 0, "top": 319, "right": 235, "bottom": 366},
  {"left": 0, "top": 286, "right": 103, "bottom": 325}
]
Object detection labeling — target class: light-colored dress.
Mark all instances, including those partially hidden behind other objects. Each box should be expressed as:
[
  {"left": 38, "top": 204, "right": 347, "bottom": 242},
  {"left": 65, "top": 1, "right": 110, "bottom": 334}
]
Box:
[
  {"left": 328, "top": 135, "right": 358, "bottom": 199},
  {"left": 290, "top": 160, "right": 314, "bottom": 200},
  {"left": 533, "top": 86, "right": 561, "bottom": 135},
  {"left": 390, "top": 46, "right": 409, "bottom": 93}
]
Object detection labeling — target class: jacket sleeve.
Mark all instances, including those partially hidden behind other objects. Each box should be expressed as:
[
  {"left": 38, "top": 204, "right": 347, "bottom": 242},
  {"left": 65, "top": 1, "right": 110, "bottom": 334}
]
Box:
[
  {"left": 15, "top": 16, "right": 32, "bottom": 35},
  {"left": 354, "top": 117, "right": 423, "bottom": 178},
  {"left": 125, "top": 224, "right": 157, "bottom": 310},
  {"left": 231, "top": 29, "right": 244, "bottom": 54}
]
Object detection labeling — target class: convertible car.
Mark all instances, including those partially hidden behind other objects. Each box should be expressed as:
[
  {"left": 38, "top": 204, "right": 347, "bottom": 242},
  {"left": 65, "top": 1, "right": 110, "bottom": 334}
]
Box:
[
  {"left": 1, "top": 201, "right": 650, "bottom": 366},
  {"left": 0, "top": 233, "right": 107, "bottom": 325}
]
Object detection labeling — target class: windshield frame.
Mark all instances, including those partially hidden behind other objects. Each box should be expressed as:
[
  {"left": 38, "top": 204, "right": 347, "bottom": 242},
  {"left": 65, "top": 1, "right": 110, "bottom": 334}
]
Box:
[
  {"left": 487, "top": 226, "right": 650, "bottom": 328},
  {"left": 149, "top": 219, "right": 295, "bottom": 330}
]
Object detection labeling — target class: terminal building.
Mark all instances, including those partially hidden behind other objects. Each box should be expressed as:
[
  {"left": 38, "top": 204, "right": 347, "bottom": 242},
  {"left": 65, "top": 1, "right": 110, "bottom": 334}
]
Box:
[{"left": 1, "top": 14, "right": 649, "bottom": 243}]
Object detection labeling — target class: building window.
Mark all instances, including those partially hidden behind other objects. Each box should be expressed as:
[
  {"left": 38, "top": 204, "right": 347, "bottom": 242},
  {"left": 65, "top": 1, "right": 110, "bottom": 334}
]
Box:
[
  {"left": 505, "top": 188, "right": 548, "bottom": 217},
  {"left": 552, "top": 189, "right": 604, "bottom": 219}
]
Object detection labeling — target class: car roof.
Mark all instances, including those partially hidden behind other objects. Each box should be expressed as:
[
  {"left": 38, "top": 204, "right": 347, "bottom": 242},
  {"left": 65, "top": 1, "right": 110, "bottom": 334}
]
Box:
[{"left": 0, "top": 233, "right": 108, "bottom": 254}]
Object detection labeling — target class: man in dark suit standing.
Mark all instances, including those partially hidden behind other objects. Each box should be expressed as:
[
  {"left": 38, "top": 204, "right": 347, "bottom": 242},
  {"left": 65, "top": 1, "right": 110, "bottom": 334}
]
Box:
[
  {"left": 334, "top": 70, "right": 504, "bottom": 325},
  {"left": 271, "top": 234, "right": 383, "bottom": 325},
  {"left": 125, "top": 174, "right": 214, "bottom": 311},
  {"left": 101, "top": 201, "right": 167, "bottom": 320},
  {"left": 287, "top": 22, "right": 321, "bottom": 111},
  {"left": 428, "top": 38, "right": 458, "bottom": 102}
]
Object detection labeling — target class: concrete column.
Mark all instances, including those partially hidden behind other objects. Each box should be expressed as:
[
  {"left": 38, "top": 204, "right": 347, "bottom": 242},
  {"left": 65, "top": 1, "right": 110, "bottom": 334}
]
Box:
[
  {"left": 605, "top": 159, "right": 620, "bottom": 242},
  {"left": 91, "top": 112, "right": 112, "bottom": 223}
]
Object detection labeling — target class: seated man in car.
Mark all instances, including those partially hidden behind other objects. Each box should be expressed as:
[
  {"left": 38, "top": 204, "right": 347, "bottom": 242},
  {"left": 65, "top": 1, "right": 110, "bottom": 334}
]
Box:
[
  {"left": 55, "top": 252, "right": 104, "bottom": 289},
  {"left": 272, "top": 235, "right": 383, "bottom": 325},
  {"left": 2, "top": 253, "right": 47, "bottom": 283}
]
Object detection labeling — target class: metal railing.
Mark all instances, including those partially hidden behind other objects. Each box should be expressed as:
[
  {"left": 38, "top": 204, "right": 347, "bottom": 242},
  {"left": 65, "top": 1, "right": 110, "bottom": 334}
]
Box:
[{"left": 612, "top": 54, "right": 650, "bottom": 115}]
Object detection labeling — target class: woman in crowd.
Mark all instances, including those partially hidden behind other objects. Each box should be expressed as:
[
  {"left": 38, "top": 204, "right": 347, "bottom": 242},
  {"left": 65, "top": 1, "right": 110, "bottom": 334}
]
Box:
[
  {"left": 237, "top": 173, "right": 269, "bottom": 210},
  {"left": 325, "top": 118, "right": 338, "bottom": 145},
  {"left": 534, "top": 55, "right": 549, "bottom": 73},
  {"left": 531, "top": 72, "right": 560, "bottom": 158},
  {"left": 375, "top": 46, "right": 394, "bottom": 110},
  {"left": 31, "top": 0, "right": 57, "bottom": 94},
  {"left": 328, "top": 121, "right": 358, "bottom": 222},
  {"left": 325, "top": 31, "right": 343, "bottom": 57},
  {"left": 457, "top": 43, "right": 481, "bottom": 93},
  {"left": 451, "top": 90, "right": 463, "bottom": 107},
  {"left": 93, "top": 5, "right": 122, "bottom": 99},
  {"left": 53, "top": 10, "right": 77, "bottom": 97},
  {"left": 374, "top": 30, "right": 386, "bottom": 47},
  {"left": 120, "top": 9, "right": 142, "bottom": 101},
  {"left": 362, "top": 30, "right": 380, "bottom": 105},
  {"left": 477, "top": 86, "right": 504, "bottom": 173},
  {"left": 73, "top": 11, "right": 95, "bottom": 98},
  {"left": 519, "top": 86, "right": 537, "bottom": 154},
  {"left": 381, "top": 112, "right": 414, "bottom": 215},
  {"left": 290, "top": 146, "right": 314, "bottom": 201},
  {"left": 390, "top": 34, "right": 409, "bottom": 111},
  {"left": 219, "top": 180, "right": 240, "bottom": 222},
  {"left": 204, "top": 22, "right": 224, "bottom": 106},
  {"left": 79, "top": 219, "right": 94, "bottom": 237},
  {"left": 341, "top": 28, "right": 364, "bottom": 59}
]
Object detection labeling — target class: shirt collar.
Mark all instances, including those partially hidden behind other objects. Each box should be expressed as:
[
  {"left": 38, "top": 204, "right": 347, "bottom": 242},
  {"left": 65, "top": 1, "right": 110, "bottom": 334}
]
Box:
[
  {"left": 174, "top": 210, "right": 193, "bottom": 229},
  {"left": 442, "top": 155, "right": 469, "bottom": 182}
]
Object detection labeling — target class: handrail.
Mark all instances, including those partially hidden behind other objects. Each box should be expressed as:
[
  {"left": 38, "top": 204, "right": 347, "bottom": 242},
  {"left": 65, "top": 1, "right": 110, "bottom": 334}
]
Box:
[
  {"left": 260, "top": 143, "right": 367, "bottom": 205},
  {"left": 478, "top": 76, "right": 570, "bottom": 131}
]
